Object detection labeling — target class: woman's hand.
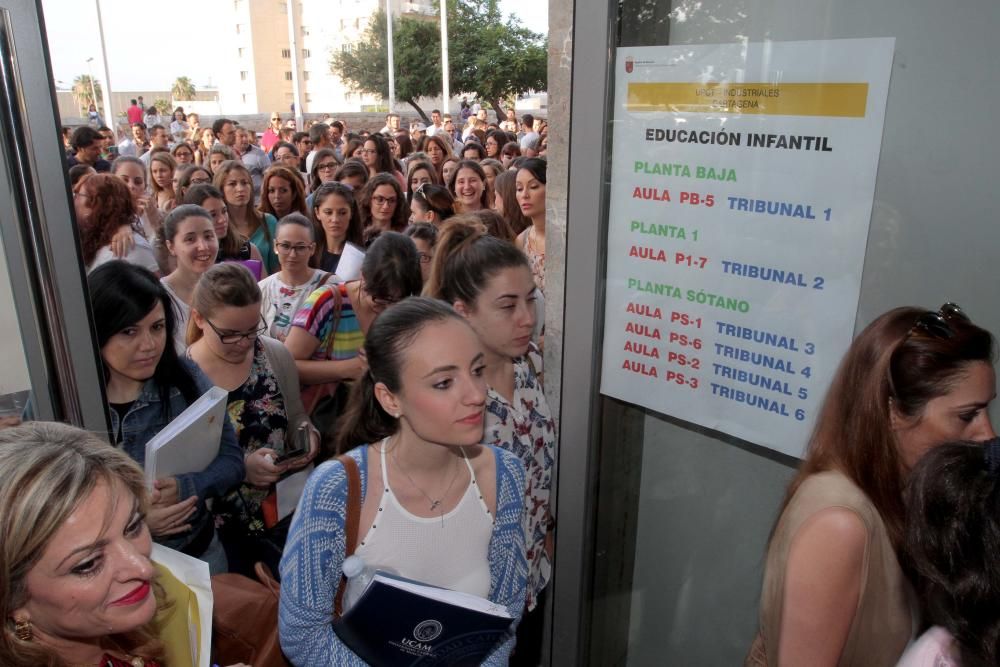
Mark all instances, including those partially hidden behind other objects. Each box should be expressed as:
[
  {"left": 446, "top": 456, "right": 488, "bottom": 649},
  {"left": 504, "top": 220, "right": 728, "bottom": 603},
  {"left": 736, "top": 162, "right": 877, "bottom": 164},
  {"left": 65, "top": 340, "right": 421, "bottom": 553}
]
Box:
[
  {"left": 245, "top": 448, "right": 288, "bottom": 487},
  {"left": 146, "top": 496, "right": 197, "bottom": 537},
  {"left": 110, "top": 224, "right": 135, "bottom": 257},
  {"left": 285, "top": 426, "right": 321, "bottom": 470},
  {"left": 153, "top": 477, "right": 181, "bottom": 505}
]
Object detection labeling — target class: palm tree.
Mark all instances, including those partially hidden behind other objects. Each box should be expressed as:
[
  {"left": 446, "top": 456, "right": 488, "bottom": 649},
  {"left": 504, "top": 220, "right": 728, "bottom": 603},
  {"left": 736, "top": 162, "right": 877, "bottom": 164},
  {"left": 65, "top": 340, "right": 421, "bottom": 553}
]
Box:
[
  {"left": 71, "top": 74, "right": 102, "bottom": 114},
  {"left": 171, "top": 76, "right": 196, "bottom": 101}
]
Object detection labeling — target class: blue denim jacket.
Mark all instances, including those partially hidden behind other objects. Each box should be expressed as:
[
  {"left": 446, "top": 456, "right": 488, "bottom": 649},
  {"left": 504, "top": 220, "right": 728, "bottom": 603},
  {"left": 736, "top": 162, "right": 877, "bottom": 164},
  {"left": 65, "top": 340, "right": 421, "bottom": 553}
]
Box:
[{"left": 109, "top": 359, "right": 245, "bottom": 552}]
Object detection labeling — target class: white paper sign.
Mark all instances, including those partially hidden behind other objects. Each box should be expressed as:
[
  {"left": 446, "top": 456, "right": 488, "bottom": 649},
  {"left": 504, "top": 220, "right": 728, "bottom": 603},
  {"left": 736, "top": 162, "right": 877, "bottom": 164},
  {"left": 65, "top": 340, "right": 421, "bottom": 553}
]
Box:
[{"left": 599, "top": 38, "right": 895, "bottom": 457}]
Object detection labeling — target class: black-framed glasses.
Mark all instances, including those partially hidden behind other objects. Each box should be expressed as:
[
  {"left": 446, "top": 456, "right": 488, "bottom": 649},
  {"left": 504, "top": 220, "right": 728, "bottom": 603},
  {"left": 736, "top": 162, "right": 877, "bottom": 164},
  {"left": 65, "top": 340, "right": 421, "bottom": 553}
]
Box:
[
  {"left": 909, "top": 302, "right": 970, "bottom": 339},
  {"left": 275, "top": 241, "right": 314, "bottom": 255},
  {"left": 205, "top": 316, "right": 267, "bottom": 344}
]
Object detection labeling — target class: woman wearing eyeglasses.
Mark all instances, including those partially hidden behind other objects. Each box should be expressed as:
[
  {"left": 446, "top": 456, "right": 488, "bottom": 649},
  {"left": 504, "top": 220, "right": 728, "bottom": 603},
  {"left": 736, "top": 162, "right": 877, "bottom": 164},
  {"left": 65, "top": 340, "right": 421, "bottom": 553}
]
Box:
[
  {"left": 747, "top": 305, "right": 997, "bottom": 667},
  {"left": 259, "top": 213, "right": 335, "bottom": 340},
  {"left": 88, "top": 261, "right": 244, "bottom": 574},
  {"left": 187, "top": 262, "right": 319, "bottom": 577},
  {"left": 358, "top": 173, "right": 410, "bottom": 246},
  {"left": 285, "top": 232, "right": 423, "bottom": 454},
  {"left": 307, "top": 148, "right": 341, "bottom": 198},
  {"left": 359, "top": 133, "right": 405, "bottom": 189}
]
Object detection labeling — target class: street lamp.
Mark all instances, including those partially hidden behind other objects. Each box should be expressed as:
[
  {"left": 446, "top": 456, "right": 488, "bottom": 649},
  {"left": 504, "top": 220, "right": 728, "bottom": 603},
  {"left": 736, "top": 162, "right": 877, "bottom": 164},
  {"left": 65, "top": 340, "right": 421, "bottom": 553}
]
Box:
[
  {"left": 386, "top": 0, "right": 395, "bottom": 113},
  {"left": 440, "top": 0, "right": 449, "bottom": 114},
  {"left": 85, "top": 57, "right": 98, "bottom": 115}
]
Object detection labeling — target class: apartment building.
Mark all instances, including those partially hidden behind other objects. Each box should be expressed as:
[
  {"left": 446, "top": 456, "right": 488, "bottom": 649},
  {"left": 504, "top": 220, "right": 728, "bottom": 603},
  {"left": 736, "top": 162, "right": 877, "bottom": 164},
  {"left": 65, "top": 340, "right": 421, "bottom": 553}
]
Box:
[{"left": 223, "top": 0, "right": 435, "bottom": 115}]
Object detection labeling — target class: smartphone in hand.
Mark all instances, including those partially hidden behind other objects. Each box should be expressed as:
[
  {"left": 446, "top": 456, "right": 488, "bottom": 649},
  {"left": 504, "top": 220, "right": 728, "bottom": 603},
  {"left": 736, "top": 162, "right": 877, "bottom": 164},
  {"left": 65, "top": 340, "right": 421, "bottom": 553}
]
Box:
[{"left": 275, "top": 424, "right": 310, "bottom": 464}]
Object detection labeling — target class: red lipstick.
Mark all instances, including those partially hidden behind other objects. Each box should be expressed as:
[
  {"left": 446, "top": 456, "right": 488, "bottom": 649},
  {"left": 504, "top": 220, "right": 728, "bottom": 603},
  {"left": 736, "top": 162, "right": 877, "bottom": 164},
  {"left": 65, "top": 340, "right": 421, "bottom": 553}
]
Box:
[{"left": 111, "top": 581, "right": 151, "bottom": 606}]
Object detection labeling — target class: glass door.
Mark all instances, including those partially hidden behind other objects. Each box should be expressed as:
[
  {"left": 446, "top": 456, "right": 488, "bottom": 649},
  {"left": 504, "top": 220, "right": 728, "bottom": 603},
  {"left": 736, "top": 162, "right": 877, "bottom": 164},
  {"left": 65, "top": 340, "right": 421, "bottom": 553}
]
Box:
[
  {"left": 0, "top": 2, "right": 108, "bottom": 433},
  {"left": 553, "top": 0, "right": 1000, "bottom": 664}
]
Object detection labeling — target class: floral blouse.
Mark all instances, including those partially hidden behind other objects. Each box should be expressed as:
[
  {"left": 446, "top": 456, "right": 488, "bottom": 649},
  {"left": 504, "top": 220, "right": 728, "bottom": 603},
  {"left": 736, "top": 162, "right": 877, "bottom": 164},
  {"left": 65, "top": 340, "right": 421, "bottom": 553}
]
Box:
[
  {"left": 483, "top": 343, "right": 556, "bottom": 611},
  {"left": 518, "top": 226, "right": 545, "bottom": 293},
  {"left": 213, "top": 339, "right": 290, "bottom": 534}
]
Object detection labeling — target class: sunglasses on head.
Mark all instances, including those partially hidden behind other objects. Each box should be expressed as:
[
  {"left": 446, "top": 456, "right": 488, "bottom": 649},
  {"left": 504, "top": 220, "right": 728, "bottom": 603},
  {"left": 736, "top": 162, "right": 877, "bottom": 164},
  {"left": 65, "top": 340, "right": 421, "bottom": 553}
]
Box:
[{"left": 908, "top": 302, "right": 970, "bottom": 339}]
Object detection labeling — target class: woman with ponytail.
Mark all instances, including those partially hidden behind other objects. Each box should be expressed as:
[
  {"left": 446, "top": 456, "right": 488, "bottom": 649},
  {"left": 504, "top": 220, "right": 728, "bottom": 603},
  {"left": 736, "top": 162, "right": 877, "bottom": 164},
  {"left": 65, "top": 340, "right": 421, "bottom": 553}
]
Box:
[
  {"left": 284, "top": 232, "right": 422, "bottom": 448},
  {"left": 279, "top": 297, "right": 527, "bottom": 665},
  {"left": 424, "top": 217, "right": 555, "bottom": 662}
]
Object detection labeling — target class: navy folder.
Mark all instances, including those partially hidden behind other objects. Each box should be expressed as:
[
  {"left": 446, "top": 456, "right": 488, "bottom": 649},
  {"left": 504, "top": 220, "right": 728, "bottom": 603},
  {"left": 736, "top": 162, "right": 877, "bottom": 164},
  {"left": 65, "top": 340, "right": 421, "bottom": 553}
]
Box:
[{"left": 333, "top": 571, "right": 514, "bottom": 666}]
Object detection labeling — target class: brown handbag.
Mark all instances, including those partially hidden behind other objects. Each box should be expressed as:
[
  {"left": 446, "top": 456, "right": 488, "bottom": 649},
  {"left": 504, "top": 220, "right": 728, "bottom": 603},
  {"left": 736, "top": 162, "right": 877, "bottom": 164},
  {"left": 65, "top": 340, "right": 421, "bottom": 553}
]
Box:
[
  {"left": 210, "top": 453, "right": 362, "bottom": 665},
  {"left": 211, "top": 562, "right": 290, "bottom": 667}
]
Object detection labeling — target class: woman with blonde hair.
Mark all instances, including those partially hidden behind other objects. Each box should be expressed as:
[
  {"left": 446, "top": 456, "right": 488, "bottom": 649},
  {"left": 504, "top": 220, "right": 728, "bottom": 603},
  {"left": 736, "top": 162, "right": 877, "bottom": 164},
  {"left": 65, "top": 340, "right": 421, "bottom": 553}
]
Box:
[
  {"left": 149, "top": 151, "right": 178, "bottom": 212},
  {"left": 0, "top": 421, "right": 169, "bottom": 666},
  {"left": 0, "top": 421, "right": 248, "bottom": 667},
  {"left": 193, "top": 127, "right": 215, "bottom": 166}
]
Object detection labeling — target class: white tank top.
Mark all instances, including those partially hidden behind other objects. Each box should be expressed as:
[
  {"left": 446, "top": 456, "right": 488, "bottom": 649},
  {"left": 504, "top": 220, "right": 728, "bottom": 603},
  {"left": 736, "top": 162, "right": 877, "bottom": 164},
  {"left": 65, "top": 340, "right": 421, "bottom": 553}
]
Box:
[{"left": 346, "top": 440, "right": 495, "bottom": 599}]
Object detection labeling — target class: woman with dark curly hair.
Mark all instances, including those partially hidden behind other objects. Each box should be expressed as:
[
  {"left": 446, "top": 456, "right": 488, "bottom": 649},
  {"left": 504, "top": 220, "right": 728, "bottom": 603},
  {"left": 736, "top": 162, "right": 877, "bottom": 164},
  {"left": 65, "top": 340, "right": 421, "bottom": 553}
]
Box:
[
  {"left": 358, "top": 172, "right": 409, "bottom": 244},
  {"left": 76, "top": 173, "right": 159, "bottom": 275}
]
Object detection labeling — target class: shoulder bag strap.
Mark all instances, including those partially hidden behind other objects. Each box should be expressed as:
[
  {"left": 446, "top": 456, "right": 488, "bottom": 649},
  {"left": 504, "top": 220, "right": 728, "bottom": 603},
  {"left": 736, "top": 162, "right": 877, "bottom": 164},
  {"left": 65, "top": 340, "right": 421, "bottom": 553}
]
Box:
[{"left": 333, "top": 452, "right": 361, "bottom": 619}]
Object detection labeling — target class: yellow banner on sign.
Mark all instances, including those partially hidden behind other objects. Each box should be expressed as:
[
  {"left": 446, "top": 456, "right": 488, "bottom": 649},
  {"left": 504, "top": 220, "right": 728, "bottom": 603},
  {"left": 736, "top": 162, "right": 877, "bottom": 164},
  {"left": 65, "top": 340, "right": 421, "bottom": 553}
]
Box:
[{"left": 626, "top": 82, "right": 869, "bottom": 118}]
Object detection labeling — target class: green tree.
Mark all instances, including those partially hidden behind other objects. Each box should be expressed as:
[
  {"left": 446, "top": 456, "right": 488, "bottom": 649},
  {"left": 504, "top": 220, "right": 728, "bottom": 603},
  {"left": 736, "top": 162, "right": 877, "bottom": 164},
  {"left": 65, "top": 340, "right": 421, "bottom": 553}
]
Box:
[
  {"left": 447, "top": 0, "right": 547, "bottom": 122},
  {"left": 71, "top": 74, "right": 102, "bottom": 114},
  {"left": 153, "top": 98, "right": 171, "bottom": 115},
  {"left": 331, "top": 10, "right": 443, "bottom": 122},
  {"left": 331, "top": 0, "right": 547, "bottom": 123},
  {"left": 171, "top": 76, "right": 196, "bottom": 100}
]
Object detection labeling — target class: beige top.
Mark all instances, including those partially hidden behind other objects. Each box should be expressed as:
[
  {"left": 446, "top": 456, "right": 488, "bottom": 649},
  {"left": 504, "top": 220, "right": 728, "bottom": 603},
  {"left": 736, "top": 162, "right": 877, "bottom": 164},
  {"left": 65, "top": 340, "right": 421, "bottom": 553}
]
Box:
[{"left": 746, "top": 471, "right": 913, "bottom": 667}]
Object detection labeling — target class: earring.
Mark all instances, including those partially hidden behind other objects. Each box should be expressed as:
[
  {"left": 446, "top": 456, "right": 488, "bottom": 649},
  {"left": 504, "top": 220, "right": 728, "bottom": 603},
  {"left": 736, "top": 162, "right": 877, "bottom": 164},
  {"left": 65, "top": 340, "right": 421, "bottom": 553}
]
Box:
[
  {"left": 14, "top": 618, "right": 32, "bottom": 642},
  {"left": 394, "top": 413, "right": 401, "bottom": 419}
]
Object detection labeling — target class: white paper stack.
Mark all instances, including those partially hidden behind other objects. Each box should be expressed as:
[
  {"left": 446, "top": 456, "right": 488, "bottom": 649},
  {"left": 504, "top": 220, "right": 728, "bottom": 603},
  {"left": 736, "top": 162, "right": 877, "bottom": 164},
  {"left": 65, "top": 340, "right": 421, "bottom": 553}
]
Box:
[
  {"left": 334, "top": 242, "right": 366, "bottom": 282},
  {"left": 144, "top": 386, "right": 228, "bottom": 485}
]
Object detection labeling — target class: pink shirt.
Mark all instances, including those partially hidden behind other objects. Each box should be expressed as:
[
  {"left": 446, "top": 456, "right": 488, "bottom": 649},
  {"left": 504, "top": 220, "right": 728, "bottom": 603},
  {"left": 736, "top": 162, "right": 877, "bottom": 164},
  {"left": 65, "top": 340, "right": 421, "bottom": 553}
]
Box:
[
  {"left": 261, "top": 128, "right": 280, "bottom": 153},
  {"left": 896, "top": 627, "right": 959, "bottom": 667},
  {"left": 126, "top": 105, "right": 143, "bottom": 125}
]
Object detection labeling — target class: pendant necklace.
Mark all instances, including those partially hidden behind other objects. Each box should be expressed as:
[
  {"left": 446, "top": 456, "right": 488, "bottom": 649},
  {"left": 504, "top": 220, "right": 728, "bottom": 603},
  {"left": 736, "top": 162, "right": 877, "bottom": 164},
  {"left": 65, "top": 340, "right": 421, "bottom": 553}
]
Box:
[{"left": 391, "top": 446, "right": 463, "bottom": 526}]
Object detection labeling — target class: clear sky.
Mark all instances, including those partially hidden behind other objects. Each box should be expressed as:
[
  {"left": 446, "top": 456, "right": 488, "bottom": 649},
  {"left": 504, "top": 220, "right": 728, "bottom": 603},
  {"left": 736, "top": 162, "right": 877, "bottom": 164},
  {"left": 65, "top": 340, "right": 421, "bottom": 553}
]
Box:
[{"left": 41, "top": 0, "right": 549, "bottom": 92}]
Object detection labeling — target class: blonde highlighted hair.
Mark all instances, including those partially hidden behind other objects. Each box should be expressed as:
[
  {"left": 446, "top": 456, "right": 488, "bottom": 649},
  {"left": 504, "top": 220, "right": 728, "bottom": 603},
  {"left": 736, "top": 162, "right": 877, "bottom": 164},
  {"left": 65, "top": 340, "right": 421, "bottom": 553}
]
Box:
[{"left": 0, "top": 422, "right": 164, "bottom": 667}]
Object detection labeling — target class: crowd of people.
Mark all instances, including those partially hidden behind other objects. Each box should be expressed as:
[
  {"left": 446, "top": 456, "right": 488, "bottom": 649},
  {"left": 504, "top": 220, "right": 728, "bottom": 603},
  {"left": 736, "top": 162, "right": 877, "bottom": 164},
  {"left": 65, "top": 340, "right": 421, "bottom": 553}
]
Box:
[
  {"left": 11, "top": 102, "right": 1000, "bottom": 667},
  {"left": 10, "top": 104, "right": 554, "bottom": 666}
]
